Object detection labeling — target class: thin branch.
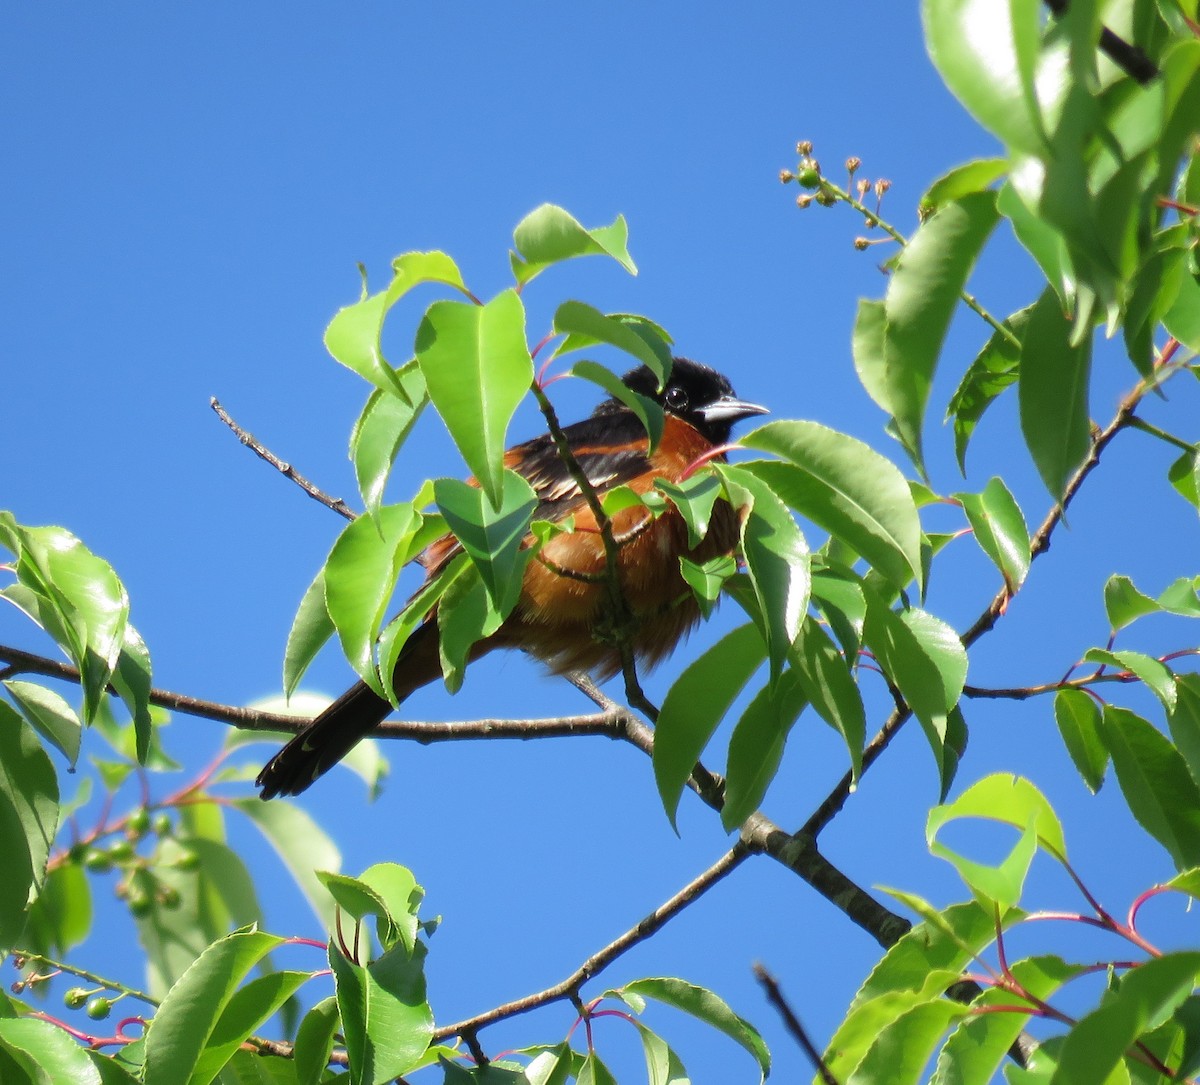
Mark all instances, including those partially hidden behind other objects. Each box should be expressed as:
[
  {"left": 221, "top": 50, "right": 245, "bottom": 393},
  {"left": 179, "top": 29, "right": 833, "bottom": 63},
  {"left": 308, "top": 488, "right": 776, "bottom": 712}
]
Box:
[
  {"left": 432, "top": 842, "right": 751, "bottom": 1041},
  {"left": 753, "top": 963, "right": 839, "bottom": 1085},
  {"left": 210, "top": 397, "right": 357, "bottom": 520},
  {"left": 1042, "top": 0, "right": 1160, "bottom": 85}
]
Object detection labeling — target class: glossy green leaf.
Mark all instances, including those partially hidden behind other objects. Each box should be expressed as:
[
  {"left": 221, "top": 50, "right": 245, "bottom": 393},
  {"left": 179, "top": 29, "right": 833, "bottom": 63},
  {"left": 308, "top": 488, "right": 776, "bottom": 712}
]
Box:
[
  {"left": 0, "top": 702, "right": 58, "bottom": 949},
  {"left": 931, "top": 955, "right": 1081, "bottom": 1085},
  {"left": 654, "top": 623, "right": 767, "bottom": 830},
  {"left": 1054, "top": 688, "right": 1108, "bottom": 793},
  {"left": 877, "top": 191, "right": 1001, "bottom": 468},
  {"left": 1165, "top": 268, "right": 1200, "bottom": 353},
  {"left": 717, "top": 465, "right": 810, "bottom": 681},
  {"left": 1159, "top": 576, "right": 1200, "bottom": 618},
  {"left": 619, "top": 977, "right": 770, "bottom": 1081},
  {"left": 323, "top": 502, "right": 423, "bottom": 697},
  {"left": 792, "top": 617, "right": 865, "bottom": 778},
  {"left": 1018, "top": 287, "right": 1093, "bottom": 501},
  {"left": 415, "top": 290, "right": 533, "bottom": 505},
  {"left": 1169, "top": 676, "right": 1200, "bottom": 792},
  {"left": 570, "top": 360, "right": 664, "bottom": 448},
  {"left": 1168, "top": 450, "right": 1200, "bottom": 510},
  {"left": 143, "top": 927, "right": 285, "bottom": 1085},
  {"left": 435, "top": 470, "right": 537, "bottom": 614},
  {"left": 510, "top": 204, "right": 636, "bottom": 285},
  {"left": 283, "top": 568, "right": 335, "bottom": 702},
  {"left": 933, "top": 814, "right": 1039, "bottom": 908},
  {"left": 946, "top": 306, "right": 1030, "bottom": 472},
  {"left": 678, "top": 554, "right": 737, "bottom": 618},
  {"left": 554, "top": 302, "right": 671, "bottom": 386},
  {"left": 1102, "top": 705, "right": 1200, "bottom": 871},
  {"left": 1083, "top": 648, "right": 1176, "bottom": 713},
  {"left": 329, "top": 936, "right": 433, "bottom": 1085},
  {"left": 955, "top": 476, "right": 1031, "bottom": 590},
  {"left": 436, "top": 560, "right": 503, "bottom": 695},
  {"left": 324, "top": 251, "right": 466, "bottom": 397},
  {"left": 232, "top": 798, "right": 341, "bottom": 931},
  {"left": 852, "top": 999, "right": 970, "bottom": 1085},
  {"left": 920, "top": 158, "right": 1009, "bottom": 216},
  {"left": 922, "top": 0, "right": 1045, "bottom": 154},
  {"left": 1104, "top": 574, "right": 1163, "bottom": 631},
  {"left": 576, "top": 1053, "right": 619, "bottom": 1085},
  {"left": 112, "top": 625, "right": 153, "bottom": 764},
  {"left": 351, "top": 362, "right": 430, "bottom": 514},
  {"left": 739, "top": 419, "right": 923, "bottom": 592},
  {"left": 317, "top": 863, "right": 420, "bottom": 955},
  {"left": 294, "top": 996, "right": 340, "bottom": 1085},
  {"left": 1052, "top": 952, "right": 1200, "bottom": 1085},
  {"left": 811, "top": 567, "right": 867, "bottom": 662},
  {"left": 929, "top": 773, "right": 1069, "bottom": 861},
  {"left": 0, "top": 1016, "right": 102, "bottom": 1085},
  {"left": 630, "top": 1021, "right": 690, "bottom": 1085},
  {"left": 3, "top": 680, "right": 81, "bottom": 766},
  {"left": 999, "top": 177, "right": 1076, "bottom": 309},
  {"left": 852, "top": 297, "right": 890, "bottom": 415},
  {"left": 722, "top": 669, "right": 809, "bottom": 831},
  {"left": 656, "top": 472, "right": 727, "bottom": 550},
  {"left": 190, "top": 969, "right": 311, "bottom": 1085}
]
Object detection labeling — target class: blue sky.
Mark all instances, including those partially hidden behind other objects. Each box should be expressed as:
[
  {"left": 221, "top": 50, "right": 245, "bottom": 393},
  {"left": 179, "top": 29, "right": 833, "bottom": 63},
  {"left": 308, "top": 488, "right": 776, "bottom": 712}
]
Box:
[{"left": 4, "top": 6, "right": 1199, "bottom": 1082}]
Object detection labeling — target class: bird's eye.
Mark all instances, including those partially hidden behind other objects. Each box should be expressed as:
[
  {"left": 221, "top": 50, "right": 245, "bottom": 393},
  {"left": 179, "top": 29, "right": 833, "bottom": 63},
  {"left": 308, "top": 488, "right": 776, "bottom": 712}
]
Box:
[{"left": 664, "top": 385, "right": 689, "bottom": 411}]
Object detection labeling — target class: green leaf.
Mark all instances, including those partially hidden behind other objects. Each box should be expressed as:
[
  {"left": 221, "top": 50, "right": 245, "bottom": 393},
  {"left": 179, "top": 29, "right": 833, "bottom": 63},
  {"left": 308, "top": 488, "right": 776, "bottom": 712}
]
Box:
[
  {"left": 554, "top": 302, "right": 671, "bottom": 387},
  {"left": 656, "top": 472, "right": 723, "bottom": 549},
  {"left": 570, "top": 360, "right": 664, "bottom": 449},
  {"left": 112, "top": 625, "right": 153, "bottom": 765},
  {"left": 1165, "top": 263, "right": 1200, "bottom": 353},
  {"left": 852, "top": 1000, "right": 970, "bottom": 1085},
  {"left": 619, "top": 977, "right": 770, "bottom": 1081},
  {"left": 510, "top": 205, "right": 636, "bottom": 285},
  {"left": 791, "top": 617, "right": 866, "bottom": 778},
  {"left": 932, "top": 814, "right": 1039, "bottom": 908},
  {"left": 722, "top": 669, "right": 809, "bottom": 831},
  {"left": 434, "top": 470, "right": 537, "bottom": 614},
  {"left": 922, "top": 0, "right": 1045, "bottom": 154},
  {"left": 1083, "top": 648, "right": 1176, "bottom": 713},
  {"left": 919, "top": 158, "right": 1009, "bottom": 216},
  {"left": 323, "top": 502, "right": 423, "bottom": 698},
  {"left": 1169, "top": 450, "right": 1200, "bottom": 510},
  {"left": 678, "top": 554, "right": 737, "bottom": 618},
  {"left": 0, "top": 702, "right": 58, "bottom": 949},
  {"left": 329, "top": 937, "right": 433, "bottom": 1085},
  {"left": 654, "top": 623, "right": 767, "bottom": 830},
  {"left": 955, "top": 477, "right": 1031, "bottom": 590},
  {"left": 852, "top": 298, "right": 890, "bottom": 416},
  {"left": 350, "top": 363, "right": 430, "bottom": 514},
  {"left": 22, "top": 861, "right": 91, "bottom": 957},
  {"left": 929, "top": 773, "right": 1069, "bottom": 861},
  {"left": 1169, "top": 676, "right": 1200, "bottom": 790},
  {"left": 932, "top": 956, "right": 1081, "bottom": 1085},
  {"left": 1055, "top": 688, "right": 1108, "bottom": 793},
  {"left": 1159, "top": 576, "right": 1200, "bottom": 618},
  {"left": 717, "top": 465, "right": 810, "bottom": 681},
  {"left": 415, "top": 290, "right": 533, "bottom": 506},
  {"left": 739, "top": 419, "right": 923, "bottom": 593},
  {"left": 317, "top": 863, "right": 420, "bottom": 955},
  {"left": 294, "top": 997, "right": 340, "bottom": 1085},
  {"left": 232, "top": 798, "right": 341, "bottom": 931},
  {"left": 283, "top": 569, "right": 335, "bottom": 702},
  {"left": 324, "top": 252, "right": 466, "bottom": 397},
  {"left": 877, "top": 191, "right": 1001, "bottom": 469},
  {"left": 436, "top": 560, "right": 503, "bottom": 694},
  {"left": 630, "top": 1021, "right": 690, "bottom": 1085},
  {"left": 0, "top": 1016, "right": 102, "bottom": 1085},
  {"left": 3, "top": 680, "right": 81, "bottom": 767},
  {"left": 1101, "top": 706, "right": 1200, "bottom": 871},
  {"left": 143, "top": 927, "right": 285, "bottom": 1085},
  {"left": 1052, "top": 952, "right": 1200, "bottom": 1085},
  {"left": 1104, "top": 574, "right": 1163, "bottom": 631},
  {"left": 946, "top": 306, "right": 1030, "bottom": 473},
  {"left": 1018, "top": 288, "right": 1093, "bottom": 502}
]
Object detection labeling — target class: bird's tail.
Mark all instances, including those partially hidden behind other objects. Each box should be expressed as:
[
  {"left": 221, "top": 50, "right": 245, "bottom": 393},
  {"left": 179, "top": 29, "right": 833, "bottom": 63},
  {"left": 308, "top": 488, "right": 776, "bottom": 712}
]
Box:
[{"left": 256, "top": 620, "right": 442, "bottom": 799}]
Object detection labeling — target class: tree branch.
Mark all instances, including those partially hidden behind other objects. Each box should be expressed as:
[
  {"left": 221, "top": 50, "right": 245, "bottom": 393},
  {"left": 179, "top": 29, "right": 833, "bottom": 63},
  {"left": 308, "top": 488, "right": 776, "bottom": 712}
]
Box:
[
  {"left": 753, "top": 963, "right": 839, "bottom": 1085},
  {"left": 210, "top": 397, "right": 358, "bottom": 521}
]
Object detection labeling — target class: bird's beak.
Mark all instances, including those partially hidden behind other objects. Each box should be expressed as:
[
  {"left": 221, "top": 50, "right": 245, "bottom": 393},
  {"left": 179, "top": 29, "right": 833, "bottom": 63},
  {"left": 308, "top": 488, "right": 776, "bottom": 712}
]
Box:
[{"left": 699, "top": 396, "right": 769, "bottom": 425}]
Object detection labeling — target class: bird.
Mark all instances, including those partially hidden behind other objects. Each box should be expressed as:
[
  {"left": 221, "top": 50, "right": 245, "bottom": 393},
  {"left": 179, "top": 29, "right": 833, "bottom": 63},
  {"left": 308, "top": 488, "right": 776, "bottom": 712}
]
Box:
[{"left": 256, "top": 357, "right": 767, "bottom": 798}]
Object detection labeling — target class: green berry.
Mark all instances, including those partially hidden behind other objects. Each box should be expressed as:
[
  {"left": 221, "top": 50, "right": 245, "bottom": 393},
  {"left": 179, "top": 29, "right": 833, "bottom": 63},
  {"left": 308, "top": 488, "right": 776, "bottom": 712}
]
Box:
[
  {"left": 796, "top": 167, "right": 821, "bottom": 189},
  {"left": 84, "top": 850, "right": 113, "bottom": 873},
  {"left": 64, "top": 987, "right": 89, "bottom": 1009},
  {"left": 128, "top": 891, "right": 154, "bottom": 918},
  {"left": 86, "top": 997, "right": 112, "bottom": 1021},
  {"left": 108, "top": 840, "right": 135, "bottom": 862},
  {"left": 127, "top": 807, "right": 151, "bottom": 836},
  {"left": 151, "top": 812, "right": 173, "bottom": 837}
]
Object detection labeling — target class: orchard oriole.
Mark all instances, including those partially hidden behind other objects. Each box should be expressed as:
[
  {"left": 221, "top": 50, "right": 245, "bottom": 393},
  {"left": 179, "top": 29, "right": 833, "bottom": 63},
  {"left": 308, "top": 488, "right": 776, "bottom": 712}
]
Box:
[{"left": 257, "top": 358, "right": 766, "bottom": 798}]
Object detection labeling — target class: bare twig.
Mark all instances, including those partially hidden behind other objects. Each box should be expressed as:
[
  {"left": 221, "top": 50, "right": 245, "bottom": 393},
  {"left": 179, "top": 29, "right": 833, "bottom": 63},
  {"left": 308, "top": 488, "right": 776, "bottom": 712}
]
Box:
[
  {"left": 753, "top": 963, "right": 839, "bottom": 1085},
  {"left": 433, "top": 842, "right": 750, "bottom": 1041},
  {"left": 210, "top": 397, "right": 357, "bottom": 520}
]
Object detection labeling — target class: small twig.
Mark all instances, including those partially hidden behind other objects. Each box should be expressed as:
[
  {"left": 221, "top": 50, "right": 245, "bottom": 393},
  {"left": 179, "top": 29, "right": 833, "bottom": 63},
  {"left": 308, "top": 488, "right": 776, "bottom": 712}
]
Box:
[
  {"left": 210, "top": 397, "right": 357, "bottom": 520},
  {"left": 1042, "top": 0, "right": 1160, "bottom": 84},
  {"left": 753, "top": 964, "right": 839, "bottom": 1085},
  {"left": 433, "top": 843, "right": 750, "bottom": 1041}
]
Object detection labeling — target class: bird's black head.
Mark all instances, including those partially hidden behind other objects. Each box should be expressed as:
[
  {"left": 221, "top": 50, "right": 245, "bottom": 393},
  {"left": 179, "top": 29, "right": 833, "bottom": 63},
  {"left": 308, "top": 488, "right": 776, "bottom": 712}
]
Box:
[{"left": 597, "top": 357, "right": 768, "bottom": 445}]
